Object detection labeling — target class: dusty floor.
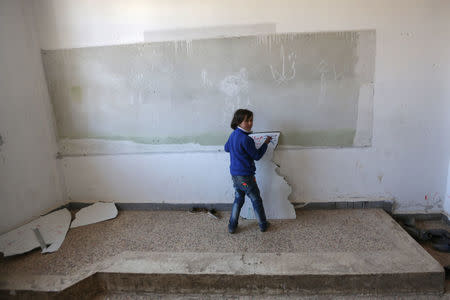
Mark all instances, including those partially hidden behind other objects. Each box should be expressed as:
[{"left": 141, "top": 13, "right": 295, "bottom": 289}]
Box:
[
  {"left": 97, "top": 216, "right": 450, "bottom": 300},
  {"left": 96, "top": 216, "right": 450, "bottom": 300},
  {"left": 0, "top": 209, "right": 446, "bottom": 298}
]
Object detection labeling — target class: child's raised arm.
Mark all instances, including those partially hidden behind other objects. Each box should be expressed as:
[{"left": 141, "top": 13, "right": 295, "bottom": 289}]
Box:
[{"left": 243, "top": 137, "right": 268, "bottom": 161}]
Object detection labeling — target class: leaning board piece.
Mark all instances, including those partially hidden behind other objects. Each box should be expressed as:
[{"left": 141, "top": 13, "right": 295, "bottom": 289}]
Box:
[
  {"left": 0, "top": 209, "right": 71, "bottom": 256},
  {"left": 42, "top": 30, "right": 375, "bottom": 154},
  {"left": 70, "top": 202, "right": 118, "bottom": 228},
  {"left": 240, "top": 132, "right": 296, "bottom": 220}
]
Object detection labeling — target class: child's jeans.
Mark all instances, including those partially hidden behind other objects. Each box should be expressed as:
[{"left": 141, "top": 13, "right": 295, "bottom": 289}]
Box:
[{"left": 229, "top": 175, "right": 268, "bottom": 231}]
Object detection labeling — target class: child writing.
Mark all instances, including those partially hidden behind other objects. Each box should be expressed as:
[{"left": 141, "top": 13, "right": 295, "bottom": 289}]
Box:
[{"left": 224, "top": 109, "right": 272, "bottom": 234}]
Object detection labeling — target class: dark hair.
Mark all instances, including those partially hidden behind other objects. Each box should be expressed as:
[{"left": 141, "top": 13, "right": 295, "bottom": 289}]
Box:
[{"left": 231, "top": 109, "right": 253, "bottom": 130}]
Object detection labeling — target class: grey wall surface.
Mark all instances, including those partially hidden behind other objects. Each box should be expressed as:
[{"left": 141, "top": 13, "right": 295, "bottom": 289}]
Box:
[
  {"left": 42, "top": 30, "right": 375, "bottom": 147},
  {"left": 0, "top": 0, "right": 65, "bottom": 234}
]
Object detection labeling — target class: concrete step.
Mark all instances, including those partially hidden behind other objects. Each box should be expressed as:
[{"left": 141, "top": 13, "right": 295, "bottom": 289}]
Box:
[
  {"left": 94, "top": 291, "right": 450, "bottom": 300},
  {"left": 0, "top": 209, "right": 445, "bottom": 298}
]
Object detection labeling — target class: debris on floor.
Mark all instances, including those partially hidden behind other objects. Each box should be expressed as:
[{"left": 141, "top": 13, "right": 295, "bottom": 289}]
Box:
[
  {"left": 398, "top": 217, "right": 450, "bottom": 252},
  {"left": 188, "top": 207, "right": 220, "bottom": 219},
  {"left": 0, "top": 208, "right": 71, "bottom": 256},
  {"left": 70, "top": 202, "right": 118, "bottom": 228},
  {"left": 32, "top": 228, "right": 47, "bottom": 251}
]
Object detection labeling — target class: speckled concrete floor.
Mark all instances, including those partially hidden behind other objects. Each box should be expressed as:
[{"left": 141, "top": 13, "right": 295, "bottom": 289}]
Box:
[{"left": 0, "top": 209, "right": 444, "bottom": 295}]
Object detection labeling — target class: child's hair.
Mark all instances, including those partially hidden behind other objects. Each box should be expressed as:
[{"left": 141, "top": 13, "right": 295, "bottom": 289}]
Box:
[{"left": 231, "top": 109, "right": 253, "bottom": 130}]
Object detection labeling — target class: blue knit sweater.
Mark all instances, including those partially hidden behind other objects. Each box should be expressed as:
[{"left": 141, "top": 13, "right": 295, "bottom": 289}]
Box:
[{"left": 224, "top": 128, "right": 268, "bottom": 176}]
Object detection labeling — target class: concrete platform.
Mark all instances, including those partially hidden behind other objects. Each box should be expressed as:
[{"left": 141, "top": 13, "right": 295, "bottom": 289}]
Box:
[{"left": 0, "top": 209, "right": 444, "bottom": 297}]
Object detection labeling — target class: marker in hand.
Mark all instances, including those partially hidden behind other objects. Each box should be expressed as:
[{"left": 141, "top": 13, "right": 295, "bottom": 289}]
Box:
[{"left": 264, "top": 136, "right": 272, "bottom": 144}]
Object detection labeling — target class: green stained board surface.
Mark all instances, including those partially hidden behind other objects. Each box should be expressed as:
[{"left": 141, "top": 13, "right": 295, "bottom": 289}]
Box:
[{"left": 42, "top": 30, "right": 375, "bottom": 147}]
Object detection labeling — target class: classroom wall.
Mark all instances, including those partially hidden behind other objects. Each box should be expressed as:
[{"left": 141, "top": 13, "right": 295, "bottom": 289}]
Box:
[
  {"left": 0, "top": 0, "right": 65, "bottom": 234},
  {"left": 445, "top": 161, "right": 450, "bottom": 216},
  {"left": 32, "top": 0, "right": 450, "bottom": 213}
]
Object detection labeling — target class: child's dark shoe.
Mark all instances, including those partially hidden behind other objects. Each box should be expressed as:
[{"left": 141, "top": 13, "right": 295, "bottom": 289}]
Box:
[
  {"left": 259, "top": 222, "right": 270, "bottom": 232},
  {"left": 228, "top": 224, "right": 237, "bottom": 234}
]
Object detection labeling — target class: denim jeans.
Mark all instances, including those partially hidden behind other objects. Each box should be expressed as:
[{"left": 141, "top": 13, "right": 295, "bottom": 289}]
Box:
[{"left": 228, "top": 175, "right": 268, "bottom": 231}]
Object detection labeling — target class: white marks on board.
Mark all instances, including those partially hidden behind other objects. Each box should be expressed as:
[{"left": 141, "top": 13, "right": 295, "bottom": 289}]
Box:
[
  {"left": 270, "top": 44, "right": 296, "bottom": 84},
  {"left": 256, "top": 33, "right": 297, "bottom": 52},
  {"left": 220, "top": 68, "right": 249, "bottom": 98},
  {"left": 318, "top": 60, "right": 328, "bottom": 104},
  {"left": 316, "top": 59, "right": 345, "bottom": 104},
  {"left": 200, "top": 67, "right": 252, "bottom": 125},
  {"left": 220, "top": 68, "right": 251, "bottom": 125},
  {"left": 201, "top": 69, "right": 213, "bottom": 88},
  {"left": 173, "top": 41, "right": 181, "bottom": 55},
  {"left": 257, "top": 35, "right": 299, "bottom": 85},
  {"left": 332, "top": 64, "right": 344, "bottom": 81},
  {"left": 186, "top": 40, "right": 192, "bottom": 56},
  {"left": 172, "top": 40, "right": 193, "bottom": 56}
]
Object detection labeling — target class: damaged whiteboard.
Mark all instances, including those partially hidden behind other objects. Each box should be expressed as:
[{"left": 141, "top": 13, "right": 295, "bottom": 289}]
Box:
[
  {"left": 71, "top": 202, "right": 118, "bottom": 228},
  {"left": 0, "top": 208, "right": 71, "bottom": 256},
  {"left": 240, "top": 132, "right": 296, "bottom": 220}
]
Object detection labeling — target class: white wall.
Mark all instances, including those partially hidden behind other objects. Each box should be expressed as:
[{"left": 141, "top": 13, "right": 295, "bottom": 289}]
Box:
[
  {"left": 445, "top": 161, "right": 450, "bottom": 216},
  {"left": 0, "top": 0, "right": 65, "bottom": 234},
  {"left": 33, "top": 0, "right": 450, "bottom": 213}
]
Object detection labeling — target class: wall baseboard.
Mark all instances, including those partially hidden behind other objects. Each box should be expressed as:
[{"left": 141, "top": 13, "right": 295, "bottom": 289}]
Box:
[
  {"left": 65, "top": 201, "right": 393, "bottom": 212},
  {"left": 293, "top": 201, "right": 393, "bottom": 213},
  {"left": 67, "top": 202, "right": 232, "bottom": 211}
]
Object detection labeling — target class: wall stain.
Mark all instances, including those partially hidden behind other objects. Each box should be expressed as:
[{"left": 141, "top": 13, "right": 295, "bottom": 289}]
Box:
[
  {"left": 377, "top": 174, "right": 384, "bottom": 183},
  {"left": 0, "top": 134, "right": 4, "bottom": 164},
  {"left": 70, "top": 86, "right": 82, "bottom": 103},
  {"left": 60, "top": 129, "right": 356, "bottom": 147},
  {"left": 423, "top": 192, "right": 442, "bottom": 212},
  {"left": 61, "top": 133, "right": 229, "bottom": 146}
]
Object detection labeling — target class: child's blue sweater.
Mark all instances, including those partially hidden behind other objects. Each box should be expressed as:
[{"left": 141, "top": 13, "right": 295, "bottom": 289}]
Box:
[{"left": 224, "top": 128, "right": 268, "bottom": 176}]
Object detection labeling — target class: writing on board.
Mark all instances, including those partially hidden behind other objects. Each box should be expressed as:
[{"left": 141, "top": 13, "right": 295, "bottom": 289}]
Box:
[{"left": 249, "top": 132, "right": 280, "bottom": 149}]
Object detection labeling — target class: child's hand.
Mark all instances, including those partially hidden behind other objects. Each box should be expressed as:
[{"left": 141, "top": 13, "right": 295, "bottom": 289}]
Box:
[{"left": 264, "top": 136, "right": 272, "bottom": 144}]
